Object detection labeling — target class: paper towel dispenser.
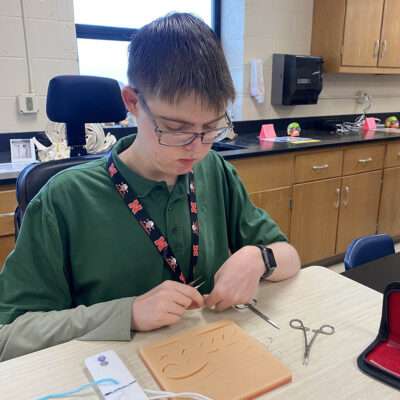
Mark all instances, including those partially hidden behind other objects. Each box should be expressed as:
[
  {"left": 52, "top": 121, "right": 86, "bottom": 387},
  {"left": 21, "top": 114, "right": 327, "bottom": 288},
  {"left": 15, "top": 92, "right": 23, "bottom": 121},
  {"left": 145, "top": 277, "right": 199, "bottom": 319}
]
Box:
[{"left": 271, "top": 54, "right": 323, "bottom": 106}]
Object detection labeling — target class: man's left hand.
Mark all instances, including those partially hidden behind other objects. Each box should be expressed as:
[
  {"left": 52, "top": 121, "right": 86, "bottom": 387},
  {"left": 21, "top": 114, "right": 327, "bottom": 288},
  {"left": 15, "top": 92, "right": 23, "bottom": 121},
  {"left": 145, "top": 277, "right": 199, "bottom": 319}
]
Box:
[{"left": 204, "top": 245, "right": 264, "bottom": 311}]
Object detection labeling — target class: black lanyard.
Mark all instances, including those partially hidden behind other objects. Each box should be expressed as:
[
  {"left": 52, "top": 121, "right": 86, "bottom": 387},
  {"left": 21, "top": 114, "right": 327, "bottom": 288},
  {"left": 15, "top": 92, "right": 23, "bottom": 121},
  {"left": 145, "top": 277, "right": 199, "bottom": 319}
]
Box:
[{"left": 107, "top": 153, "right": 199, "bottom": 283}]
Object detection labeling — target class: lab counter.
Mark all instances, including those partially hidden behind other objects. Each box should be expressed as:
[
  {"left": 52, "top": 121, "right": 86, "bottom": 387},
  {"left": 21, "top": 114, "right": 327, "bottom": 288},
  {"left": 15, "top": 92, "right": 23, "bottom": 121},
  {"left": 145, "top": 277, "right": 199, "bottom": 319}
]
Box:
[{"left": 2, "top": 128, "right": 400, "bottom": 183}]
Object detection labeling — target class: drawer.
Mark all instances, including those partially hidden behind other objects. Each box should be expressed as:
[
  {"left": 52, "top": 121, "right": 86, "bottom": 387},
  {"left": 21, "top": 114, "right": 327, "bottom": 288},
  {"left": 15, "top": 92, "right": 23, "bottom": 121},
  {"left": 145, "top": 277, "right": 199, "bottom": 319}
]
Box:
[
  {"left": 385, "top": 141, "right": 400, "bottom": 168},
  {"left": 343, "top": 145, "right": 385, "bottom": 175},
  {"left": 230, "top": 154, "right": 294, "bottom": 191},
  {"left": 0, "top": 186, "right": 17, "bottom": 213},
  {"left": 0, "top": 186, "right": 16, "bottom": 237},
  {"left": 0, "top": 213, "right": 14, "bottom": 236},
  {"left": 294, "top": 150, "right": 343, "bottom": 183}
]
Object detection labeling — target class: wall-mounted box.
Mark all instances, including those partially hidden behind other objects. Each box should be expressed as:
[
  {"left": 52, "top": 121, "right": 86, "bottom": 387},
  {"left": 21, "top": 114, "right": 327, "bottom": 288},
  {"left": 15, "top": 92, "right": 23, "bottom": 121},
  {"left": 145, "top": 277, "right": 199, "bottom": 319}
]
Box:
[{"left": 271, "top": 54, "right": 323, "bottom": 106}]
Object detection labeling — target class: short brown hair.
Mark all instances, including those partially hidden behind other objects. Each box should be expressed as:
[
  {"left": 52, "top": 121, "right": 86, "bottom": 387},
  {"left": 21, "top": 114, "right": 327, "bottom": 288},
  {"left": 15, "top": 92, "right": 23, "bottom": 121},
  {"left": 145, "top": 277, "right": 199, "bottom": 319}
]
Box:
[{"left": 127, "top": 13, "right": 235, "bottom": 112}]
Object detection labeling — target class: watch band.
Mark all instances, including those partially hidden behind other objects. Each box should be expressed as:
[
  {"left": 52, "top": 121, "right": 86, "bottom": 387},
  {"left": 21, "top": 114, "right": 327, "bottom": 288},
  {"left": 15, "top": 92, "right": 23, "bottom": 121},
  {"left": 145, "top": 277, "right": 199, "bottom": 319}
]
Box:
[{"left": 255, "top": 245, "right": 277, "bottom": 279}]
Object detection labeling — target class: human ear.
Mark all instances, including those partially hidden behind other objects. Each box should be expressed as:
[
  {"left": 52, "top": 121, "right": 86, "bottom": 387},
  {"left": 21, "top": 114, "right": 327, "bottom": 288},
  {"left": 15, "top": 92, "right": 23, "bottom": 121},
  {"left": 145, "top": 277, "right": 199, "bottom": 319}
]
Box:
[{"left": 121, "top": 86, "right": 139, "bottom": 116}]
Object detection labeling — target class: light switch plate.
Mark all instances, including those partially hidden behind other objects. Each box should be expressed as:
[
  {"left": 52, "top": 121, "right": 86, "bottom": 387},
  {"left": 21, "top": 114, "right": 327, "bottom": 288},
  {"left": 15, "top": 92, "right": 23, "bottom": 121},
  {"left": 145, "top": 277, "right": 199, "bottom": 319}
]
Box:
[{"left": 17, "top": 94, "right": 38, "bottom": 114}]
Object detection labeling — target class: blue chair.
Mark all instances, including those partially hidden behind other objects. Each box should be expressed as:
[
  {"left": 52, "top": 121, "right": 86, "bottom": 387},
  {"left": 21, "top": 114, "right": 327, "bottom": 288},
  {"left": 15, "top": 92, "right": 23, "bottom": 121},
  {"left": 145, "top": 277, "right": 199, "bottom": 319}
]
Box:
[{"left": 344, "top": 234, "right": 395, "bottom": 270}]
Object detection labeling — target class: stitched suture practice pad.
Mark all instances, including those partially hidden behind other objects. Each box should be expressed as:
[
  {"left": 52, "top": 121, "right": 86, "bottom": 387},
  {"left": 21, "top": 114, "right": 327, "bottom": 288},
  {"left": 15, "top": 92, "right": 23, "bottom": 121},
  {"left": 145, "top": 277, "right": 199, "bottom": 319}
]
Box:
[
  {"left": 358, "top": 282, "right": 400, "bottom": 389},
  {"left": 139, "top": 320, "right": 291, "bottom": 400}
]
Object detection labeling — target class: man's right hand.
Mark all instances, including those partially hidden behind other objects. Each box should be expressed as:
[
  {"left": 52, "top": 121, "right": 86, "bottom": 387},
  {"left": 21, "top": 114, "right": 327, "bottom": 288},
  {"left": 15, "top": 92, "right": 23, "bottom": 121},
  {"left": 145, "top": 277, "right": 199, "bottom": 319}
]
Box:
[{"left": 131, "top": 280, "right": 204, "bottom": 331}]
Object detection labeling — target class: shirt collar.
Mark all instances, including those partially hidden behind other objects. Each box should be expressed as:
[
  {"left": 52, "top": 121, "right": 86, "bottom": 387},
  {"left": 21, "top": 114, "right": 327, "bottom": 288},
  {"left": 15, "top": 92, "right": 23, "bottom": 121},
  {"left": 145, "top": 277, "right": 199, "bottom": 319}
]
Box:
[{"left": 111, "top": 134, "right": 189, "bottom": 198}]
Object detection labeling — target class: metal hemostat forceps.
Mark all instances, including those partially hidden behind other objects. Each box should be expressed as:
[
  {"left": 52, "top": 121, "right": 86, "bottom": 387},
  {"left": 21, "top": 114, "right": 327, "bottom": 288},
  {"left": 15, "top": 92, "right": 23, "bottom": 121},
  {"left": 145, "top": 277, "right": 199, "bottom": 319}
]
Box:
[
  {"left": 234, "top": 299, "right": 280, "bottom": 330},
  {"left": 289, "top": 318, "right": 335, "bottom": 365}
]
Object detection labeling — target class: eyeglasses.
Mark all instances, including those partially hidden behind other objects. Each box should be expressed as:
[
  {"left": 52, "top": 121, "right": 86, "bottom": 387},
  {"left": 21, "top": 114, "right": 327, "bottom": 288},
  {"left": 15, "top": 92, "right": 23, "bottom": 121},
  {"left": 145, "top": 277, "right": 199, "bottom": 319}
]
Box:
[{"left": 135, "top": 90, "right": 233, "bottom": 147}]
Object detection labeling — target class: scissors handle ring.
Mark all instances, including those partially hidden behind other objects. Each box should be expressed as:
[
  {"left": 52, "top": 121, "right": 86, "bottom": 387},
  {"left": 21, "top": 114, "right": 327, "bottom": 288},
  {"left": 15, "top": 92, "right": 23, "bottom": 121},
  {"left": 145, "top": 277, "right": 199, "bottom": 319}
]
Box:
[
  {"left": 289, "top": 318, "right": 308, "bottom": 331},
  {"left": 316, "top": 324, "right": 335, "bottom": 335}
]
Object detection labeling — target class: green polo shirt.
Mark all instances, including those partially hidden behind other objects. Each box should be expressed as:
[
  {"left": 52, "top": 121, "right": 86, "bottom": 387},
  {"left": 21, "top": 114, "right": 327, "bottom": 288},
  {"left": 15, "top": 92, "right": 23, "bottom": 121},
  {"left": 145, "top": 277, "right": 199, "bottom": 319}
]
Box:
[{"left": 0, "top": 135, "right": 286, "bottom": 359}]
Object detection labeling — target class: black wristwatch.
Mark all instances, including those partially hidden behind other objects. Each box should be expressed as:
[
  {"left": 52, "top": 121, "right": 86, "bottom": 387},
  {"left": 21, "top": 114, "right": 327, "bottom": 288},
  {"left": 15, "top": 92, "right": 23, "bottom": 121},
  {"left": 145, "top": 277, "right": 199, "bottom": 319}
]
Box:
[{"left": 255, "top": 245, "right": 277, "bottom": 279}]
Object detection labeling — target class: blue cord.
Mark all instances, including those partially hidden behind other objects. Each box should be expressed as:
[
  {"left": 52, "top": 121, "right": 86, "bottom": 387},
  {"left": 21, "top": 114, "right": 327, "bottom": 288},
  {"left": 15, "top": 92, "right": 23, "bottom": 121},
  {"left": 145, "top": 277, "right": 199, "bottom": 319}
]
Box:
[{"left": 36, "top": 378, "right": 119, "bottom": 400}]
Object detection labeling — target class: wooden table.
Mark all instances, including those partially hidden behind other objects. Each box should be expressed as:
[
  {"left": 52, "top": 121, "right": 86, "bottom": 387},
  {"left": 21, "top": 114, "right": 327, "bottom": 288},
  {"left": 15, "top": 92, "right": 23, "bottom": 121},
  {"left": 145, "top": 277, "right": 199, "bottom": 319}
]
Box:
[
  {"left": 1, "top": 266, "right": 397, "bottom": 399},
  {"left": 341, "top": 252, "right": 400, "bottom": 293}
]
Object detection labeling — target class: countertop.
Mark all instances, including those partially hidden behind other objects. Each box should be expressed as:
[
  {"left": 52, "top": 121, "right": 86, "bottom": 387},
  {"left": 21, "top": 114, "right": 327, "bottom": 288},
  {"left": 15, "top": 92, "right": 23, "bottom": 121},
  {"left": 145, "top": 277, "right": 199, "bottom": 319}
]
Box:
[
  {"left": 2, "top": 128, "right": 400, "bottom": 183},
  {"left": 220, "top": 127, "right": 400, "bottom": 160},
  {"left": 0, "top": 161, "right": 35, "bottom": 181}
]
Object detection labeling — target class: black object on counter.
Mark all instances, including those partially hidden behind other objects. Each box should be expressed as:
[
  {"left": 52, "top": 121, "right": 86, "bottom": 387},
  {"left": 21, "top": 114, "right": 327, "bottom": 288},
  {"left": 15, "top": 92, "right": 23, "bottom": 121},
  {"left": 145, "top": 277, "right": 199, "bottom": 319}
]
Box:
[
  {"left": 271, "top": 54, "right": 323, "bottom": 106},
  {"left": 46, "top": 75, "right": 127, "bottom": 156}
]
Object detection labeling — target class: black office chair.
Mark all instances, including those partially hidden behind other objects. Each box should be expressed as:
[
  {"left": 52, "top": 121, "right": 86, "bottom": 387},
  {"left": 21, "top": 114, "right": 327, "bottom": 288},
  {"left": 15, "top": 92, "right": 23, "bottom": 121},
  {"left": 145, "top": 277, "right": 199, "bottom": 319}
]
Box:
[{"left": 14, "top": 75, "right": 127, "bottom": 238}]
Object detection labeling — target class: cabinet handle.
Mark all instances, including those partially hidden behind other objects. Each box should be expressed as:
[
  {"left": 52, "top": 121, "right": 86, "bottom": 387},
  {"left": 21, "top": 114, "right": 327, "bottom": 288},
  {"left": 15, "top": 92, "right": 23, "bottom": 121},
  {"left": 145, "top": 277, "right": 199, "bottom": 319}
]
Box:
[
  {"left": 397, "top": 152, "right": 400, "bottom": 158},
  {"left": 380, "top": 39, "right": 387, "bottom": 59},
  {"left": 358, "top": 157, "right": 372, "bottom": 164},
  {"left": 334, "top": 188, "right": 341, "bottom": 209},
  {"left": 373, "top": 39, "right": 380, "bottom": 58},
  {"left": 312, "top": 164, "right": 329, "bottom": 171},
  {"left": 342, "top": 186, "right": 350, "bottom": 207},
  {"left": 0, "top": 212, "right": 14, "bottom": 217}
]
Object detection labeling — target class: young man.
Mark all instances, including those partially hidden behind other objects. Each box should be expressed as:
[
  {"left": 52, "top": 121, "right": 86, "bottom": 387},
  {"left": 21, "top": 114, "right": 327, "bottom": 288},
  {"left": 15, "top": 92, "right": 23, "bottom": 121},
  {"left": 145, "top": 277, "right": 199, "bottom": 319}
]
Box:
[{"left": 0, "top": 13, "right": 300, "bottom": 361}]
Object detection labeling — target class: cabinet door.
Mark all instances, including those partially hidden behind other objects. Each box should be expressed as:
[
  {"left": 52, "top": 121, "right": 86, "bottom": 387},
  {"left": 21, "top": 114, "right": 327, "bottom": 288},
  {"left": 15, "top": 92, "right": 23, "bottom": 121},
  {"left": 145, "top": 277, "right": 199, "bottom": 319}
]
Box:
[
  {"left": 379, "top": 0, "right": 400, "bottom": 67},
  {"left": 250, "top": 187, "right": 291, "bottom": 239},
  {"left": 290, "top": 178, "right": 341, "bottom": 265},
  {"left": 378, "top": 167, "right": 400, "bottom": 235},
  {"left": 336, "top": 170, "right": 382, "bottom": 253},
  {"left": 342, "top": 0, "right": 384, "bottom": 66}
]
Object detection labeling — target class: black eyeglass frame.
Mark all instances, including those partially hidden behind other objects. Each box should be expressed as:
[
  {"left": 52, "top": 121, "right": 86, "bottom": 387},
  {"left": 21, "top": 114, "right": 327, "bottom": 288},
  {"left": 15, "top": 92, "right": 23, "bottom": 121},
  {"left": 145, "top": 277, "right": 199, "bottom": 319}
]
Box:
[{"left": 134, "top": 89, "right": 233, "bottom": 147}]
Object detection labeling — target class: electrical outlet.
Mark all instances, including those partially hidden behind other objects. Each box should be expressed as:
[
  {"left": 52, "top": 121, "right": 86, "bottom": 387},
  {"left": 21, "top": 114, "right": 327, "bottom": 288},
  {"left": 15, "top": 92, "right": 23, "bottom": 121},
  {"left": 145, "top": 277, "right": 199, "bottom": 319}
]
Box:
[{"left": 17, "top": 94, "right": 38, "bottom": 114}]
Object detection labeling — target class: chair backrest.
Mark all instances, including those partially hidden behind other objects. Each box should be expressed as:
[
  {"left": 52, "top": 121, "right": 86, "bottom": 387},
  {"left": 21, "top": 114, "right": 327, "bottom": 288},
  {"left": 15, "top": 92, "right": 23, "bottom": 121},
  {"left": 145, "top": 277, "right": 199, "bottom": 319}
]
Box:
[
  {"left": 344, "top": 234, "right": 395, "bottom": 270},
  {"left": 14, "top": 155, "right": 103, "bottom": 238},
  {"left": 47, "top": 75, "right": 126, "bottom": 156},
  {"left": 14, "top": 74, "right": 127, "bottom": 238}
]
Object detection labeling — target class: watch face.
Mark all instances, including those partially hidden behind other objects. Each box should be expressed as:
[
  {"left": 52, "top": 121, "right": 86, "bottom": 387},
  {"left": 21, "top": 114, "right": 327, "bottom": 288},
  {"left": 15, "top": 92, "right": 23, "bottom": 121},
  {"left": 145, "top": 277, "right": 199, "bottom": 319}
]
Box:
[{"left": 265, "top": 247, "right": 277, "bottom": 269}]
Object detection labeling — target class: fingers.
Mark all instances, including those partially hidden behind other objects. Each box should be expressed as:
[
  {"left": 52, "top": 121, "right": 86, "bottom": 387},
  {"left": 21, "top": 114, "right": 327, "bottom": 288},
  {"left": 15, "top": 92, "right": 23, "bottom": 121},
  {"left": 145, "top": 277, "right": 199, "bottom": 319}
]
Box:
[
  {"left": 131, "top": 280, "right": 205, "bottom": 331},
  {"left": 204, "top": 288, "right": 223, "bottom": 309},
  {"left": 205, "top": 285, "right": 254, "bottom": 311},
  {"left": 164, "top": 280, "right": 205, "bottom": 308}
]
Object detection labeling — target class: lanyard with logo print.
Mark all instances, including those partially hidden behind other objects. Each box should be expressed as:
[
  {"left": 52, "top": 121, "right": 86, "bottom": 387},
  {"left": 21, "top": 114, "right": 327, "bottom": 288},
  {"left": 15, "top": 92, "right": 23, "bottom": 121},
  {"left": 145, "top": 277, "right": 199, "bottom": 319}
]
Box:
[{"left": 107, "top": 153, "right": 199, "bottom": 284}]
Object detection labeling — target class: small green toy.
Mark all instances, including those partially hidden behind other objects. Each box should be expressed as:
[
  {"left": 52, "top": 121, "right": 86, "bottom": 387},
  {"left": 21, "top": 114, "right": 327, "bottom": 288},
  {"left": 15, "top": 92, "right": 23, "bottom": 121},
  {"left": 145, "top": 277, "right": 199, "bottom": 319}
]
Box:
[
  {"left": 287, "top": 122, "right": 301, "bottom": 137},
  {"left": 385, "top": 116, "right": 399, "bottom": 129}
]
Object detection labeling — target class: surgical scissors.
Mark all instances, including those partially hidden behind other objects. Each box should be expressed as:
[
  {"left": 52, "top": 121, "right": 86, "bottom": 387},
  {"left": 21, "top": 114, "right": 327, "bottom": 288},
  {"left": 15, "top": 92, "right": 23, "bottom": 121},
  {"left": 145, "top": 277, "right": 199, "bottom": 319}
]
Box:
[
  {"left": 234, "top": 299, "right": 280, "bottom": 330},
  {"left": 289, "top": 319, "right": 335, "bottom": 365}
]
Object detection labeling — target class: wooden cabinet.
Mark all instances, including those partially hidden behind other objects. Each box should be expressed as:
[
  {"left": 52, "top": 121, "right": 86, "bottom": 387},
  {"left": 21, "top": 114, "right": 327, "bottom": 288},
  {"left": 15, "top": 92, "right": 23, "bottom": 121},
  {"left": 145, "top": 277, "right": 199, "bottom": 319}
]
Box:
[
  {"left": 230, "top": 155, "right": 294, "bottom": 238},
  {"left": 0, "top": 184, "right": 16, "bottom": 269},
  {"left": 291, "top": 145, "right": 384, "bottom": 263},
  {"left": 341, "top": 0, "right": 384, "bottom": 68},
  {"left": 336, "top": 171, "right": 382, "bottom": 253},
  {"left": 342, "top": 145, "right": 385, "bottom": 175},
  {"left": 231, "top": 142, "right": 390, "bottom": 265},
  {"left": 378, "top": 140, "right": 400, "bottom": 236},
  {"left": 249, "top": 188, "right": 291, "bottom": 238},
  {"left": 379, "top": 0, "right": 400, "bottom": 68},
  {"left": 291, "top": 178, "right": 341, "bottom": 264},
  {"left": 294, "top": 150, "right": 342, "bottom": 182},
  {"left": 378, "top": 167, "right": 400, "bottom": 235},
  {"left": 312, "top": 0, "right": 400, "bottom": 74}
]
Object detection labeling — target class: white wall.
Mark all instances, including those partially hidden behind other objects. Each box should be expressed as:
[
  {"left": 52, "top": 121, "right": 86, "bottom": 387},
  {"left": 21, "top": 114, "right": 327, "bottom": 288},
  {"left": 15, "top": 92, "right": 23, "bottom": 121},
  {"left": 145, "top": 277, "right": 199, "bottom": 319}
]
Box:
[
  {"left": 223, "top": 0, "right": 400, "bottom": 121},
  {"left": 1, "top": 0, "right": 400, "bottom": 134},
  {"left": 0, "top": 0, "right": 78, "bottom": 134}
]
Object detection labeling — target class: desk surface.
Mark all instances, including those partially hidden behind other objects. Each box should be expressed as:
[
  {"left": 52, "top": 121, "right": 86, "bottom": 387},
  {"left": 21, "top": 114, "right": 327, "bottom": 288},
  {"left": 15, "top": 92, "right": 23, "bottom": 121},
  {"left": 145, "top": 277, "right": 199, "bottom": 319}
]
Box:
[
  {"left": 1, "top": 266, "right": 397, "bottom": 399},
  {"left": 342, "top": 252, "right": 400, "bottom": 293}
]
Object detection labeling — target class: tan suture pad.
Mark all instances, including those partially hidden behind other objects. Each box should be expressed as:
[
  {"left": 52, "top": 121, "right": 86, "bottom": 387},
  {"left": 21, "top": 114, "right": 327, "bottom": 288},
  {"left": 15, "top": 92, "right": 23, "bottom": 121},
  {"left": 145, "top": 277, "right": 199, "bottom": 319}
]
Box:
[{"left": 139, "top": 320, "right": 291, "bottom": 400}]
